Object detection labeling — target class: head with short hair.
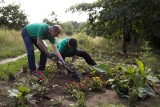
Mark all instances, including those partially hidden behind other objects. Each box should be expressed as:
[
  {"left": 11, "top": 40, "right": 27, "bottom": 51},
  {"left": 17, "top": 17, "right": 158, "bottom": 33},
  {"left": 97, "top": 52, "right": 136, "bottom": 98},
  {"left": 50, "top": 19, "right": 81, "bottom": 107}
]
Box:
[
  {"left": 49, "top": 25, "right": 62, "bottom": 37},
  {"left": 68, "top": 38, "right": 77, "bottom": 48}
]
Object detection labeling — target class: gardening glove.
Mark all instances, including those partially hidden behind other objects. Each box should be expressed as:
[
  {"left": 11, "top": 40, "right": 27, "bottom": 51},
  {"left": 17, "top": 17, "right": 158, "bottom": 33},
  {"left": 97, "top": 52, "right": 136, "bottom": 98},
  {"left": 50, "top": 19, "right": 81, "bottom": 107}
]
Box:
[{"left": 46, "top": 52, "right": 56, "bottom": 59}]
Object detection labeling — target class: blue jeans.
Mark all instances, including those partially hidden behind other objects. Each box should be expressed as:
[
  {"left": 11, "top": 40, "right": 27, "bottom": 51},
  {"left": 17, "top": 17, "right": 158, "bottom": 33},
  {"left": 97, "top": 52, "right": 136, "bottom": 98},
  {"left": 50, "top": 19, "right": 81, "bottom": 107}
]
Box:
[
  {"left": 61, "top": 50, "right": 96, "bottom": 66},
  {"left": 21, "top": 28, "right": 47, "bottom": 72}
]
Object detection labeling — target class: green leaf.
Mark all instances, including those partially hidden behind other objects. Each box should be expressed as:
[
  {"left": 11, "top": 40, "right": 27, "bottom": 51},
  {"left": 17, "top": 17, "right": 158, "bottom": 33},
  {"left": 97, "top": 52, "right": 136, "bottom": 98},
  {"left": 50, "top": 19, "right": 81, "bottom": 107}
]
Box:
[
  {"left": 138, "top": 84, "right": 155, "bottom": 96},
  {"left": 120, "top": 79, "right": 129, "bottom": 84},
  {"left": 18, "top": 86, "right": 29, "bottom": 94},
  {"left": 133, "top": 72, "right": 142, "bottom": 87},
  {"left": 138, "top": 91, "right": 147, "bottom": 98},
  {"left": 92, "top": 64, "right": 112, "bottom": 73},
  {"left": 146, "top": 75, "right": 160, "bottom": 83},
  {"left": 17, "top": 92, "right": 23, "bottom": 99},
  {"left": 135, "top": 58, "right": 145, "bottom": 77},
  {"left": 8, "top": 89, "right": 19, "bottom": 97},
  {"left": 119, "top": 66, "right": 127, "bottom": 73},
  {"left": 115, "top": 86, "right": 130, "bottom": 99},
  {"left": 127, "top": 66, "right": 135, "bottom": 74}
]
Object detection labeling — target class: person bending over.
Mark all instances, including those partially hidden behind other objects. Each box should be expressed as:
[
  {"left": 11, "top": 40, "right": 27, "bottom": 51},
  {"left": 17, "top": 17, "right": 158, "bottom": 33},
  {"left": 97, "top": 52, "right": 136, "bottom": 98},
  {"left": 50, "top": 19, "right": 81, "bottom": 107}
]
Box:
[
  {"left": 57, "top": 38, "right": 96, "bottom": 66},
  {"left": 21, "top": 23, "right": 65, "bottom": 73}
]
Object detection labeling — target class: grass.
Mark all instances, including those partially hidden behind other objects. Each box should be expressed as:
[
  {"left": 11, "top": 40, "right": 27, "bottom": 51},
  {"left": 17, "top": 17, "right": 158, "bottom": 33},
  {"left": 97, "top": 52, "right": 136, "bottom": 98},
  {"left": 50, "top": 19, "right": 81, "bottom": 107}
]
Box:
[
  {"left": 0, "top": 31, "right": 160, "bottom": 78},
  {"left": 0, "top": 51, "right": 40, "bottom": 79},
  {"left": 0, "top": 27, "right": 26, "bottom": 60}
]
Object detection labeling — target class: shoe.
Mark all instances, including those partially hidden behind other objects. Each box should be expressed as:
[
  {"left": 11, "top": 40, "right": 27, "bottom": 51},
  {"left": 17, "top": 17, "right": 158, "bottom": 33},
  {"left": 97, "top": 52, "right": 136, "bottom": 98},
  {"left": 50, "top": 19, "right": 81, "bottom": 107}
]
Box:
[{"left": 30, "top": 70, "right": 37, "bottom": 75}]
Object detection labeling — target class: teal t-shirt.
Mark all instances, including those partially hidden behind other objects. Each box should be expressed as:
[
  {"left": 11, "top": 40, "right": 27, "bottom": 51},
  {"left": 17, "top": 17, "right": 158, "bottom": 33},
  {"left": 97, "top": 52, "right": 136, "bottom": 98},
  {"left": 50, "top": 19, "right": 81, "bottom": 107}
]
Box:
[
  {"left": 25, "top": 23, "right": 56, "bottom": 44},
  {"left": 57, "top": 38, "right": 78, "bottom": 56}
]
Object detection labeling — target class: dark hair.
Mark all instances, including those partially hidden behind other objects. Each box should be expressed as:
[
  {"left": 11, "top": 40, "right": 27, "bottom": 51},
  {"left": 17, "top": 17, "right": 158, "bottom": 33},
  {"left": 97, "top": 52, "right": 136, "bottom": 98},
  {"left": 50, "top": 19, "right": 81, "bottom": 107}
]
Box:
[{"left": 69, "top": 38, "right": 77, "bottom": 47}]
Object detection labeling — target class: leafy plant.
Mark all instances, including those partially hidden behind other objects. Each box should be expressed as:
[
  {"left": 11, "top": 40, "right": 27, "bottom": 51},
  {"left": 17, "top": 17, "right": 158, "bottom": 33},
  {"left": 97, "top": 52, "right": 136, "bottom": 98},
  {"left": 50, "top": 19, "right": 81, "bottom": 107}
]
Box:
[
  {"left": 8, "top": 86, "right": 32, "bottom": 107},
  {"left": 90, "top": 77, "right": 103, "bottom": 91},
  {"left": 75, "top": 91, "right": 86, "bottom": 107},
  {"left": 64, "top": 81, "right": 86, "bottom": 106},
  {"left": 64, "top": 81, "right": 81, "bottom": 96},
  {"left": 92, "top": 59, "right": 160, "bottom": 105}
]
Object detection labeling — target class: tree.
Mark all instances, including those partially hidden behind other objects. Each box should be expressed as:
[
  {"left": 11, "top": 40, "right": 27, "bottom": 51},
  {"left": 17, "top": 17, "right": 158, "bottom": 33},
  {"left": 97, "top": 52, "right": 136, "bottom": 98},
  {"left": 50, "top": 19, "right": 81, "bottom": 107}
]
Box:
[
  {"left": 61, "top": 21, "right": 75, "bottom": 36},
  {"left": 68, "top": 0, "right": 160, "bottom": 53},
  {"left": 43, "top": 11, "right": 59, "bottom": 25},
  {"left": 0, "top": 4, "right": 28, "bottom": 30}
]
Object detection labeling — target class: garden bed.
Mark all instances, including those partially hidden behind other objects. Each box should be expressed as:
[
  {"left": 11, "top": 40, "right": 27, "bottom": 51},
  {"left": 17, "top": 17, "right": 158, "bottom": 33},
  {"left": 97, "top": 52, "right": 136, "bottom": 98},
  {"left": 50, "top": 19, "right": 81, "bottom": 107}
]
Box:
[{"left": 0, "top": 65, "right": 159, "bottom": 107}]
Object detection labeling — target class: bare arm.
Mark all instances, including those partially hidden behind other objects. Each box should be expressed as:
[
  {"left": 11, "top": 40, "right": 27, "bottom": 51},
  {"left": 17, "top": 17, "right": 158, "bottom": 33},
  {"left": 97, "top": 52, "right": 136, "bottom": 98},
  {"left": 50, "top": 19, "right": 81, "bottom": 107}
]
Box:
[
  {"left": 52, "top": 44, "right": 64, "bottom": 61},
  {"left": 37, "top": 37, "right": 48, "bottom": 54}
]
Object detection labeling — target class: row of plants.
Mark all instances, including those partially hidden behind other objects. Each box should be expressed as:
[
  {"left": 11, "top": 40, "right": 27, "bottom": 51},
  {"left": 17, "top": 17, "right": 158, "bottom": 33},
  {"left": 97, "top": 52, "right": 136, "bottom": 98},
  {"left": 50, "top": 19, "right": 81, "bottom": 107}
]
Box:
[
  {"left": 7, "top": 58, "right": 160, "bottom": 106},
  {"left": 92, "top": 58, "right": 160, "bottom": 105}
]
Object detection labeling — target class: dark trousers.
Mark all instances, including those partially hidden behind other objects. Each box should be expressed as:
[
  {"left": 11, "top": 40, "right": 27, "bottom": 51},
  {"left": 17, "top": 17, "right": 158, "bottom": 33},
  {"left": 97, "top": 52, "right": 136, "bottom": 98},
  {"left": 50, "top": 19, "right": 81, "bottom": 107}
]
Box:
[
  {"left": 21, "top": 28, "right": 47, "bottom": 72},
  {"left": 62, "top": 50, "right": 96, "bottom": 66}
]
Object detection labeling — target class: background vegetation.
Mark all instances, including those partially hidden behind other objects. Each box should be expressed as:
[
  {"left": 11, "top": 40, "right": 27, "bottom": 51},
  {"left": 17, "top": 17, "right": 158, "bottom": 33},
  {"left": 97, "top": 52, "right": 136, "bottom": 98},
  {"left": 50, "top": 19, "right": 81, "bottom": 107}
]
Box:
[{"left": 0, "top": 1, "right": 160, "bottom": 106}]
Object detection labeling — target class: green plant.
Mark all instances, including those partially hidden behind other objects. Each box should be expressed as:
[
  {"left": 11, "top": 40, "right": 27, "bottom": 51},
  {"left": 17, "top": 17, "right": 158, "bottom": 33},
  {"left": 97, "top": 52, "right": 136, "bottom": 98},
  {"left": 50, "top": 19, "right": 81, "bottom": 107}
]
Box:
[
  {"left": 64, "top": 81, "right": 86, "bottom": 106},
  {"left": 75, "top": 91, "right": 86, "bottom": 107},
  {"left": 8, "top": 86, "right": 32, "bottom": 107},
  {"left": 64, "top": 81, "right": 81, "bottom": 96},
  {"left": 115, "top": 59, "right": 160, "bottom": 104},
  {"left": 92, "top": 59, "right": 160, "bottom": 105},
  {"left": 50, "top": 97, "right": 63, "bottom": 107},
  {"left": 28, "top": 73, "right": 49, "bottom": 99},
  {"left": 44, "top": 63, "right": 57, "bottom": 77},
  {"left": 90, "top": 77, "right": 103, "bottom": 91}
]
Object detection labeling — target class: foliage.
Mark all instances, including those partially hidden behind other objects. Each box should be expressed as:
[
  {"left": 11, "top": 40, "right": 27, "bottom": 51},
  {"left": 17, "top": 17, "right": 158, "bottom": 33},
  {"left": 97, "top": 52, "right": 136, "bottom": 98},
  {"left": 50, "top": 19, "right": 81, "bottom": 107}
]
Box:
[
  {"left": 68, "top": 0, "right": 160, "bottom": 51},
  {"left": 44, "top": 63, "right": 57, "bottom": 77},
  {"left": 64, "top": 81, "right": 81, "bottom": 95},
  {"left": 0, "top": 28, "right": 26, "bottom": 60},
  {"left": 64, "top": 81, "right": 86, "bottom": 106},
  {"left": 139, "top": 52, "right": 157, "bottom": 72},
  {"left": 43, "top": 11, "right": 59, "bottom": 25},
  {"left": 28, "top": 72, "right": 49, "bottom": 98},
  {"left": 90, "top": 77, "right": 103, "bottom": 91},
  {"left": 8, "top": 86, "right": 32, "bottom": 107},
  {"left": 0, "top": 4, "right": 28, "bottom": 30},
  {"left": 61, "top": 21, "right": 74, "bottom": 36},
  {"left": 0, "top": 52, "right": 40, "bottom": 79},
  {"left": 61, "top": 21, "right": 84, "bottom": 36},
  {"left": 93, "top": 58, "right": 160, "bottom": 105}
]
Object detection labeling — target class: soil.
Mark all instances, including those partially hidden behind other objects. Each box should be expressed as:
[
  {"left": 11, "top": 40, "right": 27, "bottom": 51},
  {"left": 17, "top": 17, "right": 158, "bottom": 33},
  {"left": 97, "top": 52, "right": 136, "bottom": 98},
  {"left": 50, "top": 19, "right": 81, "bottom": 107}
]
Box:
[{"left": 0, "top": 68, "right": 160, "bottom": 107}]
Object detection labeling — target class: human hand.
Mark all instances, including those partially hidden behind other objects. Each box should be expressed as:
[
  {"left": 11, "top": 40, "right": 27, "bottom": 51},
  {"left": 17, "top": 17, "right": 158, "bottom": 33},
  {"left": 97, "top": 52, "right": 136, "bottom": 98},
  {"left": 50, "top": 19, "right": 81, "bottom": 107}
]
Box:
[
  {"left": 46, "top": 52, "right": 56, "bottom": 59},
  {"left": 62, "top": 60, "right": 66, "bottom": 66},
  {"left": 59, "top": 60, "right": 66, "bottom": 67}
]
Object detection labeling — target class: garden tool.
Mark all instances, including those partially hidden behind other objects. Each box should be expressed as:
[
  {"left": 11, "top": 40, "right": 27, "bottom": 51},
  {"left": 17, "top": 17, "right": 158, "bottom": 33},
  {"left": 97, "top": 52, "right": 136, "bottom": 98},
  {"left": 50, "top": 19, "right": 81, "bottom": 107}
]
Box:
[{"left": 51, "top": 56, "right": 83, "bottom": 81}]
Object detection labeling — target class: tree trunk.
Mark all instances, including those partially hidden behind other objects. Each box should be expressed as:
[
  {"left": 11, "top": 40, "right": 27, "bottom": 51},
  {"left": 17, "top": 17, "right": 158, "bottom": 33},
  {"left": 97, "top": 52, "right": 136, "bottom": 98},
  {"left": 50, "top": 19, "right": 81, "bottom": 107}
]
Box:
[{"left": 123, "top": 17, "right": 127, "bottom": 54}]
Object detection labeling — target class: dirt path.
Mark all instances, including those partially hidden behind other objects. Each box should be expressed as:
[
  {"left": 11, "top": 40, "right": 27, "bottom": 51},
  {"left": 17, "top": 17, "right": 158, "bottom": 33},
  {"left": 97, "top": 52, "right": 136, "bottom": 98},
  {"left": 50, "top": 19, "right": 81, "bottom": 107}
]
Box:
[
  {"left": 0, "top": 41, "right": 50, "bottom": 65},
  {"left": 0, "top": 50, "right": 37, "bottom": 65}
]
